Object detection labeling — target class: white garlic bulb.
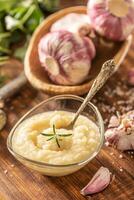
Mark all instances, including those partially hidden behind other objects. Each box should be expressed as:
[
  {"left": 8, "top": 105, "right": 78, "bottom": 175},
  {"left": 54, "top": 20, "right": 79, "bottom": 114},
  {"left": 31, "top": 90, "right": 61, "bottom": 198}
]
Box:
[
  {"left": 51, "top": 13, "right": 91, "bottom": 37},
  {"left": 38, "top": 30, "right": 96, "bottom": 85},
  {"left": 88, "top": 0, "right": 134, "bottom": 41}
]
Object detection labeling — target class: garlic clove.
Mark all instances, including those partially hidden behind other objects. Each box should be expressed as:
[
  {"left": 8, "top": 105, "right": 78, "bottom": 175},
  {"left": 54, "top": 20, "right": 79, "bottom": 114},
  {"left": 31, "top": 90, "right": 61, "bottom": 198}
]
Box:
[
  {"left": 105, "top": 128, "right": 124, "bottom": 147},
  {"left": 45, "top": 56, "right": 59, "bottom": 76},
  {"left": 80, "top": 167, "right": 111, "bottom": 196},
  {"left": 105, "top": 111, "right": 134, "bottom": 151},
  {"left": 117, "top": 134, "right": 134, "bottom": 151},
  {"left": 108, "top": 115, "right": 120, "bottom": 128},
  {"left": 78, "top": 23, "right": 92, "bottom": 37}
]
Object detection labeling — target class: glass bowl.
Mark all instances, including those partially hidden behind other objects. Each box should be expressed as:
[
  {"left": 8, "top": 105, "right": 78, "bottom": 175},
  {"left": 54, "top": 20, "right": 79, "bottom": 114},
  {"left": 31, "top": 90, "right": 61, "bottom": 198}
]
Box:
[{"left": 7, "top": 95, "right": 104, "bottom": 176}]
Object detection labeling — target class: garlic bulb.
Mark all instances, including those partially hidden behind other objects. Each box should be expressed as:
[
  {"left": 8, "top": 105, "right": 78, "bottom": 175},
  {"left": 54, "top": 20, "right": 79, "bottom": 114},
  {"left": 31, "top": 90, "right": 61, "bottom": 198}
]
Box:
[
  {"left": 88, "top": 0, "right": 134, "bottom": 41},
  {"left": 38, "top": 30, "right": 96, "bottom": 85},
  {"left": 51, "top": 13, "right": 91, "bottom": 37}
]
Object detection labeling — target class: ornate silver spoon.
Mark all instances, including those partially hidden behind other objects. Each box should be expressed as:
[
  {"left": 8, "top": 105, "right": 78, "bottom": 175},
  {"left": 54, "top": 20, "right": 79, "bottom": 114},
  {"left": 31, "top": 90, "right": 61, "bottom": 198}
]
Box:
[{"left": 65, "top": 59, "right": 116, "bottom": 130}]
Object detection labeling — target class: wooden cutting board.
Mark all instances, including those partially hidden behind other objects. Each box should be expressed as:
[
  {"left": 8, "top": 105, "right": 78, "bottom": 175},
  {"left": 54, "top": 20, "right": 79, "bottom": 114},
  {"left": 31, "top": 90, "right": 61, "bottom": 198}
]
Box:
[
  {"left": 0, "top": 0, "right": 133, "bottom": 199},
  {"left": 0, "top": 37, "right": 134, "bottom": 200}
]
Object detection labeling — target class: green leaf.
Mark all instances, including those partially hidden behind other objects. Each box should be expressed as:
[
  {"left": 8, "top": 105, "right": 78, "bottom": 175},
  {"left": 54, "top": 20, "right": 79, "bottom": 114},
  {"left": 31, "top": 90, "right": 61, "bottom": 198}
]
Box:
[
  {"left": 46, "top": 136, "right": 54, "bottom": 141},
  {"left": 41, "top": 124, "right": 72, "bottom": 148},
  {"left": 57, "top": 134, "right": 72, "bottom": 137},
  {"left": 21, "top": 5, "right": 36, "bottom": 24},
  {"left": 0, "top": 32, "right": 11, "bottom": 55},
  {"left": 41, "top": 133, "right": 54, "bottom": 136},
  {"left": 9, "top": 30, "right": 25, "bottom": 44},
  {"left": 0, "top": 56, "right": 9, "bottom": 62},
  {"left": 55, "top": 137, "right": 60, "bottom": 148},
  {"left": 0, "top": 46, "right": 10, "bottom": 54},
  {"left": 25, "top": 6, "right": 43, "bottom": 33},
  {"left": 53, "top": 124, "right": 56, "bottom": 135},
  {"left": 13, "top": 37, "right": 29, "bottom": 60},
  {"left": 0, "top": 11, "right": 6, "bottom": 32},
  {"left": 9, "top": 6, "right": 27, "bottom": 20},
  {"left": 0, "top": 0, "right": 18, "bottom": 12},
  {"left": 0, "top": 32, "right": 10, "bottom": 39},
  {"left": 38, "top": 0, "right": 59, "bottom": 12}
]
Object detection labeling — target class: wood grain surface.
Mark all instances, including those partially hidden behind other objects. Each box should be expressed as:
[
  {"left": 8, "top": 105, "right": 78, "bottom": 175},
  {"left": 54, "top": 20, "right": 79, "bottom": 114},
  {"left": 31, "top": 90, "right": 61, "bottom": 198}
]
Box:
[{"left": 0, "top": 3, "right": 134, "bottom": 199}]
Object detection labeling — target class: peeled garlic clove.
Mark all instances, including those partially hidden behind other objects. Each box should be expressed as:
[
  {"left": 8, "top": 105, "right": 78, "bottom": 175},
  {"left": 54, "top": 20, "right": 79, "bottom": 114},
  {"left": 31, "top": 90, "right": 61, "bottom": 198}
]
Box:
[
  {"left": 51, "top": 13, "right": 91, "bottom": 36},
  {"left": 81, "top": 167, "right": 111, "bottom": 196}
]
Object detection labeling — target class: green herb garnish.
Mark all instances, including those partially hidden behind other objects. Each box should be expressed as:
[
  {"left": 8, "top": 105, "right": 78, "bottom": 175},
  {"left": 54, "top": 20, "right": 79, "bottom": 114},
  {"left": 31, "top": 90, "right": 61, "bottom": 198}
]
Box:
[
  {"left": 41, "top": 124, "right": 72, "bottom": 148},
  {"left": 0, "top": 0, "right": 59, "bottom": 62}
]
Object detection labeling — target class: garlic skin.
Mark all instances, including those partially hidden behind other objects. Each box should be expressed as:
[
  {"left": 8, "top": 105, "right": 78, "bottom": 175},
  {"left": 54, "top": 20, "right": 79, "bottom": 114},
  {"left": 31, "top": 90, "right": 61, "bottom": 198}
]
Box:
[
  {"left": 105, "top": 111, "right": 134, "bottom": 150},
  {"left": 51, "top": 13, "right": 91, "bottom": 37},
  {"left": 81, "top": 167, "right": 111, "bottom": 196},
  {"left": 87, "top": 0, "right": 134, "bottom": 41},
  {"left": 128, "top": 68, "right": 134, "bottom": 86},
  {"left": 38, "top": 30, "right": 96, "bottom": 85}
]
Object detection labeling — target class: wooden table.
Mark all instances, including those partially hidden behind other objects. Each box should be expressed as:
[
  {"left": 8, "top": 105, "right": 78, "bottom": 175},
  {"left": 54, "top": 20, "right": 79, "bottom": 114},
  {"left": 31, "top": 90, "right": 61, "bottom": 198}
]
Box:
[
  {"left": 0, "top": 5, "right": 134, "bottom": 200},
  {"left": 0, "top": 42, "right": 133, "bottom": 200}
]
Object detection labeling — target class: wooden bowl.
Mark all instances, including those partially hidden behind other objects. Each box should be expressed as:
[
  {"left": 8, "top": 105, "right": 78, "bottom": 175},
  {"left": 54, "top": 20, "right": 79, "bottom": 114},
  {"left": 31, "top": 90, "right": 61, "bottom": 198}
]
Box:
[{"left": 24, "top": 6, "right": 132, "bottom": 95}]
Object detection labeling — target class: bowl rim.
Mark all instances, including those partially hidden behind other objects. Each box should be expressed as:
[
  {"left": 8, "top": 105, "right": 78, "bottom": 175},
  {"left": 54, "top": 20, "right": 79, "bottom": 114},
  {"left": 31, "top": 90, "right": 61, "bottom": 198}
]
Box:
[{"left": 7, "top": 94, "right": 104, "bottom": 168}]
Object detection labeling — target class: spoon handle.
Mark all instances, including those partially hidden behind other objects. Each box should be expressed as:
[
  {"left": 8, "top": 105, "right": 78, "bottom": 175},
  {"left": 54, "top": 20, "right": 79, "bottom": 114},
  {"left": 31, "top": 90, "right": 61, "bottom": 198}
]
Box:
[{"left": 72, "top": 59, "right": 116, "bottom": 125}]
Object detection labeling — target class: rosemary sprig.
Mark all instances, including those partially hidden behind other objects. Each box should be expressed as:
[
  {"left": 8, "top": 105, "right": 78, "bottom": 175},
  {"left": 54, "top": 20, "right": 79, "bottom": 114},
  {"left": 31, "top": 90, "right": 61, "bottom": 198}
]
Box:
[
  {"left": 41, "top": 133, "right": 54, "bottom": 136},
  {"left": 41, "top": 124, "right": 72, "bottom": 148},
  {"left": 46, "top": 136, "right": 54, "bottom": 141},
  {"left": 52, "top": 124, "right": 60, "bottom": 148},
  {"left": 55, "top": 136, "right": 60, "bottom": 148},
  {"left": 57, "top": 134, "right": 72, "bottom": 137}
]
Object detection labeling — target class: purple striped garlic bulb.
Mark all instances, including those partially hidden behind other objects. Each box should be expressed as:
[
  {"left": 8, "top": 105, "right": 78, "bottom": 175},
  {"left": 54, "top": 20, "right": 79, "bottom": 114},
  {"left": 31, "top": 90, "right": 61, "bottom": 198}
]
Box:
[
  {"left": 87, "top": 0, "right": 134, "bottom": 41},
  {"left": 51, "top": 13, "right": 91, "bottom": 37},
  {"left": 38, "top": 30, "right": 96, "bottom": 85}
]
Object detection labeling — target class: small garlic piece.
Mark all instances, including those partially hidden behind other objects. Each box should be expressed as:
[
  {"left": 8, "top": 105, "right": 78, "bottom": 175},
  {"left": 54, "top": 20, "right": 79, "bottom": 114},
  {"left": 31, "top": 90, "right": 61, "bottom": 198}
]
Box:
[
  {"left": 81, "top": 167, "right": 111, "bottom": 196},
  {"left": 108, "top": 115, "right": 120, "bottom": 128},
  {"left": 105, "top": 111, "right": 134, "bottom": 151}
]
